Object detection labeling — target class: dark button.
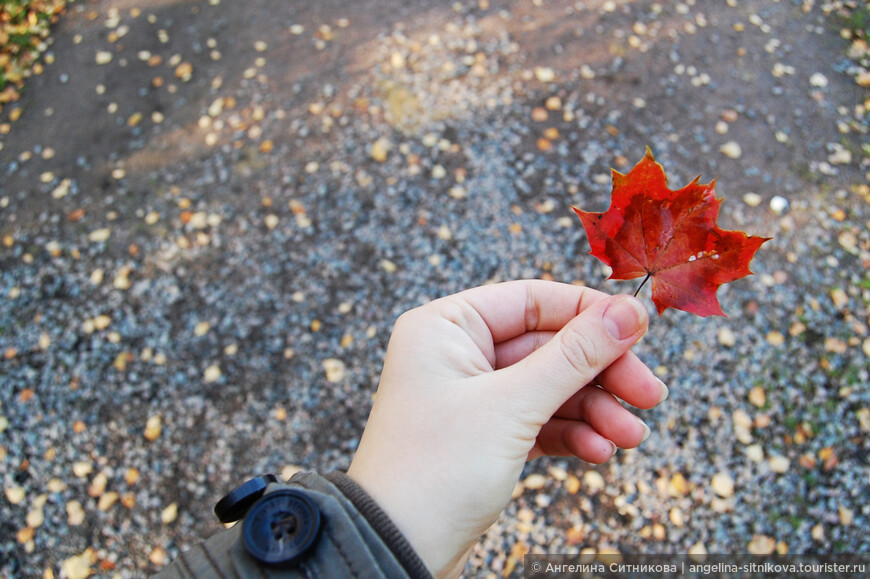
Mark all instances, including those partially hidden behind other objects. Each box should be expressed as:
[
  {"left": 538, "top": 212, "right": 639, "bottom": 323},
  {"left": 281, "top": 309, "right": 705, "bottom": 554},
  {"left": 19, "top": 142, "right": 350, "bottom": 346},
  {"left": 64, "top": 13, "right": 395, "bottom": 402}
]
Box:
[
  {"left": 242, "top": 489, "right": 321, "bottom": 566},
  {"left": 214, "top": 474, "right": 278, "bottom": 523}
]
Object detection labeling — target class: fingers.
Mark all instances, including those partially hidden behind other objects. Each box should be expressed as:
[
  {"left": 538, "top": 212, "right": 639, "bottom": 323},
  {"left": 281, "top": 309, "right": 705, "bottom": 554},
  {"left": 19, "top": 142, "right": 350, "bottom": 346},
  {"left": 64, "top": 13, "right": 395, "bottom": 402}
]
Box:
[
  {"left": 554, "top": 385, "right": 650, "bottom": 448},
  {"left": 529, "top": 419, "right": 616, "bottom": 463},
  {"left": 530, "top": 386, "right": 652, "bottom": 462},
  {"left": 492, "top": 330, "right": 557, "bottom": 369},
  {"left": 595, "top": 352, "right": 669, "bottom": 409},
  {"left": 495, "top": 336, "right": 667, "bottom": 409},
  {"left": 499, "top": 294, "right": 649, "bottom": 415},
  {"left": 439, "top": 280, "right": 610, "bottom": 345}
]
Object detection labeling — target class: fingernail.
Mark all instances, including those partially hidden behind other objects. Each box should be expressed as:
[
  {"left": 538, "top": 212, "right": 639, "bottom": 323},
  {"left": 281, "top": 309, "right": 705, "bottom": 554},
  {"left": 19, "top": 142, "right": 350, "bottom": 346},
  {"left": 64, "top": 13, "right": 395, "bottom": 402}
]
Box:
[
  {"left": 637, "top": 417, "right": 651, "bottom": 442},
  {"left": 603, "top": 297, "right": 646, "bottom": 341},
  {"left": 608, "top": 440, "right": 618, "bottom": 457},
  {"left": 657, "top": 378, "right": 670, "bottom": 403}
]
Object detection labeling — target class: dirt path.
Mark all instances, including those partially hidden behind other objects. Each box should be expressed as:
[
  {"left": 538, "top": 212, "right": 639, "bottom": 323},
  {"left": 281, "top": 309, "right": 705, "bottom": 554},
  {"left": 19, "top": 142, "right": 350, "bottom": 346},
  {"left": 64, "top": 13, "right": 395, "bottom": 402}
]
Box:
[{"left": 1, "top": 0, "right": 868, "bottom": 576}]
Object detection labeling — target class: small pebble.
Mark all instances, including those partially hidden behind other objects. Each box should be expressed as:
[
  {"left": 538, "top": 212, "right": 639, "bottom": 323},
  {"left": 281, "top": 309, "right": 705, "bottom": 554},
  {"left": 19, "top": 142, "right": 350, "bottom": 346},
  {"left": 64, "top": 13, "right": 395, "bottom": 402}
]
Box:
[
  {"left": 769, "top": 455, "right": 790, "bottom": 473},
  {"left": 67, "top": 501, "right": 86, "bottom": 526},
  {"left": 161, "top": 503, "right": 179, "bottom": 524},
  {"left": 669, "top": 472, "right": 689, "bottom": 496},
  {"left": 204, "top": 365, "right": 222, "bottom": 383},
  {"left": 72, "top": 462, "right": 93, "bottom": 478},
  {"left": 711, "top": 472, "right": 735, "bottom": 498},
  {"left": 323, "top": 358, "right": 346, "bottom": 383},
  {"left": 769, "top": 195, "right": 789, "bottom": 214},
  {"left": 150, "top": 546, "right": 167, "bottom": 566},
  {"left": 809, "top": 72, "right": 828, "bottom": 87},
  {"left": 583, "top": 470, "right": 605, "bottom": 492},
  {"left": 720, "top": 141, "right": 742, "bottom": 159},
  {"left": 523, "top": 473, "right": 547, "bottom": 490},
  {"left": 370, "top": 137, "right": 391, "bottom": 162},
  {"left": 534, "top": 67, "right": 556, "bottom": 82},
  {"left": 748, "top": 386, "right": 766, "bottom": 407},
  {"left": 745, "top": 444, "right": 764, "bottom": 462},
  {"left": 5, "top": 487, "right": 26, "bottom": 505},
  {"left": 264, "top": 214, "right": 279, "bottom": 230},
  {"left": 88, "top": 472, "right": 108, "bottom": 497},
  {"left": 97, "top": 492, "right": 119, "bottom": 511},
  {"left": 144, "top": 415, "right": 162, "bottom": 441},
  {"left": 62, "top": 549, "right": 95, "bottom": 579},
  {"left": 743, "top": 192, "right": 762, "bottom": 207},
  {"left": 717, "top": 327, "right": 736, "bottom": 347},
  {"left": 839, "top": 506, "right": 854, "bottom": 526},
  {"left": 563, "top": 475, "right": 580, "bottom": 494},
  {"left": 748, "top": 535, "right": 776, "bottom": 554}
]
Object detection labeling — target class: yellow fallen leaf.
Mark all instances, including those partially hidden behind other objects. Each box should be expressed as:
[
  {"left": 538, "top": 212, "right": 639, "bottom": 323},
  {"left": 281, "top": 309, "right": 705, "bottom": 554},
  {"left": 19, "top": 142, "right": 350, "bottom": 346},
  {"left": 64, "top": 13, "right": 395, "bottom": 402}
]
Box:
[
  {"left": 98, "top": 491, "right": 119, "bottom": 511},
  {"left": 370, "top": 137, "right": 391, "bottom": 162},
  {"left": 16, "top": 526, "right": 35, "bottom": 544},
  {"left": 72, "top": 462, "right": 93, "bottom": 478},
  {"left": 5, "top": 486, "right": 26, "bottom": 505},
  {"left": 150, "top": 546, "right": 167, "bottom": 566},
  {"left": 161, "top": 502, "right": 178, "bottom": 524},
  {"left": 144, "top": 415, "right": 162, "bottom": 441},
  {"left": 88, "top": 472, "right": 108, "bottom": 497},
  {"left": 62, "top": 548, "right": 95, "bottom": 579},
  {"left": 711, "top": 471, "right": 734, "bottom": 498},
  {"left": 175, "top": 62, "right": 194, "bottom": 81},
  {"left": 88, "top": 228, "right": 111, "bottom": 242},
  {"left": 747, "top": 534, "right": 776, "bottom": 554}
]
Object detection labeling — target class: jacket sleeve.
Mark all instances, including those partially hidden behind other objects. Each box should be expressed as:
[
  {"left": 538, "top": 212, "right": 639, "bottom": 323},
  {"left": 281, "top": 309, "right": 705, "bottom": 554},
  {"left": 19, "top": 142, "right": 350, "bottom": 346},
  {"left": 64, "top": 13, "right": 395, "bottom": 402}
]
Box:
[{"left": 153, "top": 471, "right": 433, "bottom": 579}]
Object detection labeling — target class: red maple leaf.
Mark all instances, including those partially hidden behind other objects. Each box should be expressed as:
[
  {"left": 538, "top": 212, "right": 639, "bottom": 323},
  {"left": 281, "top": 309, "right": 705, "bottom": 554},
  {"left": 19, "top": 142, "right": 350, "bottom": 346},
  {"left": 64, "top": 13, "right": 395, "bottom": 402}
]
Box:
[{"left": 573, "top": 148, "right": 771, "bottom": 317}]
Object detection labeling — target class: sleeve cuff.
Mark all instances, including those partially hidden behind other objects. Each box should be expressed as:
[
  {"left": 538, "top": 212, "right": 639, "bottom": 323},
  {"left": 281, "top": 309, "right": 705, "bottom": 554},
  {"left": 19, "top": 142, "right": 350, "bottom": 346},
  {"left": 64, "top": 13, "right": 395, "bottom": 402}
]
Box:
[{"left": 324, "top": 471, "right": 434, "bottom": 579}]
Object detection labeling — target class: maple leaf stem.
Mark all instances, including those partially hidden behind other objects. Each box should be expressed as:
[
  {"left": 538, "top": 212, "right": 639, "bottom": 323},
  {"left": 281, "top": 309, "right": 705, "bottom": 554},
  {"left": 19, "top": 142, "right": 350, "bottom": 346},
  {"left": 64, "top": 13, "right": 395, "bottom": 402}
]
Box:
[{"left": 634, "top": 273, "right": 651, "bottom": 298}]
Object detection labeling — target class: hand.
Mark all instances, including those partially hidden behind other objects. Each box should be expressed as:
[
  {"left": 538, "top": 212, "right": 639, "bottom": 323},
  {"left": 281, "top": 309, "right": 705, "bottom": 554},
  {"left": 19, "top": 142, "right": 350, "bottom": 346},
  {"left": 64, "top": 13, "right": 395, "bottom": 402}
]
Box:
[{"left": 347, "top": 280, "right": 667, "bottom": 577}]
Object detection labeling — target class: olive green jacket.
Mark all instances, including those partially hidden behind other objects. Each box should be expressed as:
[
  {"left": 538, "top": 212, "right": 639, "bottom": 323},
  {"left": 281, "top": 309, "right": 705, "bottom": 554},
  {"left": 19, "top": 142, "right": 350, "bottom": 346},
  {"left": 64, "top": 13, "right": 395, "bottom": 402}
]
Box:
[{"left": 154, "top": 471, "right": 433, "bottom": 579}]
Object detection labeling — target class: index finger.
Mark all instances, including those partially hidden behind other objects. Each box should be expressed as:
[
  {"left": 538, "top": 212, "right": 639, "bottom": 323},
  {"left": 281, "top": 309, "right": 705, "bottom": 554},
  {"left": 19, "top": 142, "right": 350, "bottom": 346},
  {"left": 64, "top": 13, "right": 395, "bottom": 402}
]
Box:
[{"left": 444, "top": 279, "right": 611, "bottom": 344}]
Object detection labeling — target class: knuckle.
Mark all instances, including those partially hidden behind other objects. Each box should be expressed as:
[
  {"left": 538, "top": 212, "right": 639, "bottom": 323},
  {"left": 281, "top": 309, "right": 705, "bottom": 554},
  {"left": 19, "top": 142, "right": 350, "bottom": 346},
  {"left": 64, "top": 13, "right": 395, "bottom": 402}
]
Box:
[
  {"left": 524, "top": 283, "right": 541, "bottom": 331},
  {"left": 394, "top": 308, "right": 415, "bottom": 328},
  {"left": 393, "top": 307, "right": 425, "bottom": 334},
  {"left": 557, "top": 324, "right": 601, "bottom": 376}
]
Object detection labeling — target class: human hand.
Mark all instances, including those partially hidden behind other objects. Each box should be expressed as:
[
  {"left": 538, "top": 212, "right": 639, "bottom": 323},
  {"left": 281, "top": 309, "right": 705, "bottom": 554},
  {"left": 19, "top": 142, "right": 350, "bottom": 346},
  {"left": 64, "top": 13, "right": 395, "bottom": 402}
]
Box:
[{"left": 347, "top": 280, "right": 668, "bottom": 577}]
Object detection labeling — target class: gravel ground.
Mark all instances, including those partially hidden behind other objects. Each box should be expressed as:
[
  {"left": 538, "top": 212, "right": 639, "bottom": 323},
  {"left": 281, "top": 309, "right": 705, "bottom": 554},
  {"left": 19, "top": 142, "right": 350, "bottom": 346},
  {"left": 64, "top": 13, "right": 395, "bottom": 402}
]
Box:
[{"left": 1, "top": 0, "right": 869, "bottom": 577}]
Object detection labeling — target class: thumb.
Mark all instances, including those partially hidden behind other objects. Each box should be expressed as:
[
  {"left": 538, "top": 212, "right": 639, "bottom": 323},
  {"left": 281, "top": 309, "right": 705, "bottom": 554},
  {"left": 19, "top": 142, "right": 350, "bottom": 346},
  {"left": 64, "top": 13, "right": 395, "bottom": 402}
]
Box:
[{"left": 500, "top": 295, "right": 648, "bottom": 415}]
